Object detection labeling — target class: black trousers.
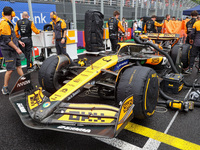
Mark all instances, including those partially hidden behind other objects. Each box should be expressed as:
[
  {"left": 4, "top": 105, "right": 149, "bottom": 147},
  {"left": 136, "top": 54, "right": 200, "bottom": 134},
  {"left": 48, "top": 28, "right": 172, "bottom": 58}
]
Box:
[
  {"left": 110, "top": 38, "right": 118, "bottom": 52},
  {"left": 55, "top": 40, "right": 67, "bottom": 55},
  {"left": 55, "top": 40, "right": 73, "bottom": 64},
  {"left": 189, "top": 45, "right": 200, "bottom": 68},
  {"left": 20, "top": 38, "right": 33, "bottom": 69},
  {"left": 186, "top": 36, "right": 190, "bottom": 44}
]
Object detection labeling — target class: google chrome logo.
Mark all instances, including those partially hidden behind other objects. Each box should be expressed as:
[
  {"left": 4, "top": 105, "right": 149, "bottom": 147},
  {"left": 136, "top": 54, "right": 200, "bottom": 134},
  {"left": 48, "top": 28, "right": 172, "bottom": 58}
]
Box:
[{"left": 43, "top": 102, "right": 51, "bottom": 108}]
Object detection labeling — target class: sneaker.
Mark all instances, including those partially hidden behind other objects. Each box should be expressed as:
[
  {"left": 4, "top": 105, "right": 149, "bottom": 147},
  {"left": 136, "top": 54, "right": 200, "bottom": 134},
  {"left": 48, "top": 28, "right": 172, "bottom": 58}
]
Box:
[
  {"left": 184, "top": 68, "right": 193, "bottom": 74},
  {"left": 1, "top": 86, "right": 9, "bottom": 95}
]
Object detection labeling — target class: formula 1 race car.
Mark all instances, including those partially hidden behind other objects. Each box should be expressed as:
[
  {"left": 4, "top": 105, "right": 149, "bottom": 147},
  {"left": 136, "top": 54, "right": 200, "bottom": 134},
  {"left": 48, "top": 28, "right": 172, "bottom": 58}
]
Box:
[
  {"left": 9, "top": 42, "right": 162, "bottom": 138},
  {"left": 11, "top": 36, "right": 190, "bottom": 138}
]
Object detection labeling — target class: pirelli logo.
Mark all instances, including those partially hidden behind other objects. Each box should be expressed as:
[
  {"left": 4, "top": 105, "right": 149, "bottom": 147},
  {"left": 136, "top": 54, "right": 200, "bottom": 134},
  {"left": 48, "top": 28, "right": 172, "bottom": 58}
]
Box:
[{"left": 123, "top": 99, "right": 133, "bottom": 113}]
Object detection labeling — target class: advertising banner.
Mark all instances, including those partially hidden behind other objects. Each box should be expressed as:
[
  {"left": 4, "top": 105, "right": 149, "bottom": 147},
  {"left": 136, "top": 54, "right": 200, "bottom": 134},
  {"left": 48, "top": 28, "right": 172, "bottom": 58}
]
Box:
[{"left": 0, "top": 1, "right": 56, "bottom": 29}]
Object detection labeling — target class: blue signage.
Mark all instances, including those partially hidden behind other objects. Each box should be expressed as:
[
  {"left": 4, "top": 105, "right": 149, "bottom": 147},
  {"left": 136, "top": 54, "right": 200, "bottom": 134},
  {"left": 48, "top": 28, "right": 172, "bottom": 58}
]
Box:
[{"left": 0, "top": 1, "right": 56, "bottom": 30}]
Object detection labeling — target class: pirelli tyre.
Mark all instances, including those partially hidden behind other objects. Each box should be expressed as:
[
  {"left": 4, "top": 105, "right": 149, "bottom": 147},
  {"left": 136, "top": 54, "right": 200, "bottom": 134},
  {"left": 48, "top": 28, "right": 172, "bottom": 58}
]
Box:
[
  {"left": 116, "top": 66, "right": 159, "bottom": 119},
  {"left": 171, "top": 44, "right": 190, "bottom": 68},
  {"left": 38, "top": 55, "right": 70, "bottom": 94}
]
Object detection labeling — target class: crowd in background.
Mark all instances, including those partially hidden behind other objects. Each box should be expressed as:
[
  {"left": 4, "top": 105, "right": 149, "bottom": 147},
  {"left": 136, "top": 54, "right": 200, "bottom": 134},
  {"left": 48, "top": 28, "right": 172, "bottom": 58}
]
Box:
[{"left": 119, "top": 14, "right": 198, "bottom": 41}]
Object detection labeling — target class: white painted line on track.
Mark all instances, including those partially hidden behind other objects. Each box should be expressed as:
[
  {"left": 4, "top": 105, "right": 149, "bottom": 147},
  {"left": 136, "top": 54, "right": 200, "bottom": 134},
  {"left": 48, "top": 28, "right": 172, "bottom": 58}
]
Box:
[
  {"left": 142, "top": 111, "right": 179, "bottom": 150},
  {"left": 95, "top": 137, "right": 142, "bottom": 150},
  {"left": 142, "top": 88, "right": 192, "bottom": 150}
]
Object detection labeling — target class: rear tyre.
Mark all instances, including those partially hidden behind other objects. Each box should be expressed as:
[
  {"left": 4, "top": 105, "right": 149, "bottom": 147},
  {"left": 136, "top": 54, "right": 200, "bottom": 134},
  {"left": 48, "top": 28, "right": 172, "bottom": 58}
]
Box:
[
  {"left": 181, "top": 44, "right": 190, "bottom": 68},
  {"left": 171, "top": 44, "right": 190, "bottom": 69},
  {"left": 116, "top": 66, "right": 159, "bottom": 119},
  {"left": 38, "top": 55, "right": 70, "bottom": 94}
]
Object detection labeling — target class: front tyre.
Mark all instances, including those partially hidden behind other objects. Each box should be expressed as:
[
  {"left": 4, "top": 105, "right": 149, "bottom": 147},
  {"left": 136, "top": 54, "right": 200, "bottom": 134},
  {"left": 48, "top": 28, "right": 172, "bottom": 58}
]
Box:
[
  {"left": 116, "top": 66, "right": 159, "bottom": 119},
  {"left": 38, "top": 55, "right": 70, "bottom": 94}
]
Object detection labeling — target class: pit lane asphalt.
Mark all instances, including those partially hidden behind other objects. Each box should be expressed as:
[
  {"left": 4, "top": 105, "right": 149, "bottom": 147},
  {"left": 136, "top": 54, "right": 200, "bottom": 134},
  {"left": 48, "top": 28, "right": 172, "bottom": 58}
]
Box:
[{"left": 0, "top": 54, "right": 200, "bottom": 150}]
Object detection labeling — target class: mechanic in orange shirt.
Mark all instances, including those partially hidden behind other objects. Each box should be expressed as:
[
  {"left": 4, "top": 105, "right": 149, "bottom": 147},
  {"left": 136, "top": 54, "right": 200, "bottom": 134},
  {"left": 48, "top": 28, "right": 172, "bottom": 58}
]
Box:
[
  {"left": 107, "top": 11, "right": 125, "bottom": 52},
  {"left": 185, "top": 19, "right": 200, "bottom": 74},
  {"left": 144, "top": 15, "right": 163, "bottom": 33},
  {"left": 50, "top": 11, "right": 68, "bottom": 55},
  {"left": 0, "top": 6, "right": 25, "bottom": 95},
  {"left": 15, "top": 11, "right": 41, "bottom": 72}
]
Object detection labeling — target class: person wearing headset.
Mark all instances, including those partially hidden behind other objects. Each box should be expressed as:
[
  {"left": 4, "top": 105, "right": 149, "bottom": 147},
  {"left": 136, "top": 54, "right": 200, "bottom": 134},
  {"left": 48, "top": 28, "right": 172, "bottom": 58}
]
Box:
[
  {"left": 0, "top": 6, "right": 25, "bottom": 95},
  {"left": 50, "top": 11, "right": 68, "bottom": 55},
  {"left": 15, "top": 11, "right": 41, "bottom": 72}
]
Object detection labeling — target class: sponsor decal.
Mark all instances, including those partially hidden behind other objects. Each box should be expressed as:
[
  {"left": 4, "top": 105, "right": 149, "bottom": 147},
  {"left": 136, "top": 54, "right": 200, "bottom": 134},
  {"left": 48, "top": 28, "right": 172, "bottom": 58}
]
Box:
[
  {"left": 85, "top": 70, "right": 93, "bottom": 73},
  {"left": 29, "top": 94, "right": 42, "bottom": 108},
  {"left": 129, "top": 70, "right": 136, "bottom": 84},
  {"left": 68, "top": 111, "right": 105, "bottom": 123},
  {"left": 117, "top": 96, "right": 133, "bottom": 130},
  {"left": 114, "top": 60, "right": 129, "bottom": 71},
  {"left": 80, "top": 74, "right": 88, "bottom": 77},
  {"left": 60, "top": 88, "right": 68, "bottom": 93},
  {"left": 73, "top": 78, "right": 81, "bottom": 83},
  {"left": 1, "top": 1, "right": 56, "bottom": 29},
  {"left": 123, "top": 99, "right": 133, "bottom": 113},
  {"left": 102, "top": 58, "right": 112, "bottom": 62},
  {"left": 67, "top": 84, "right": 75, "bottom": 87},
  {"left": 43, "top": 102, "right": 51, "bottom": 108},
  {"left": 57, "top": 126, "right": 91, "bottom": 133},
  {"left": 17, "top": 80, "right": 31, "bottom": 88},
  {"left": 151, "top": 58, "right": 160, "bottom": 63},
  {"left": 54, "top": 94, "right": 61, "bottom": 97},
  {"left": 67, "top": 89, "right": 81, "bottom": 101},
  {"left": 16, "top": 103, "right": 27, "bottom": 113}
]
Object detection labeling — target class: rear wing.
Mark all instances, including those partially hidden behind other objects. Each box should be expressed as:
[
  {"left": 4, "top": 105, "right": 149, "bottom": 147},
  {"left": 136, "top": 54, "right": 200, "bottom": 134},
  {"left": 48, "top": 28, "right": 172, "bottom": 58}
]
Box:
[{"left": 144, "top": 33, "right": 180, "bottom": 40}]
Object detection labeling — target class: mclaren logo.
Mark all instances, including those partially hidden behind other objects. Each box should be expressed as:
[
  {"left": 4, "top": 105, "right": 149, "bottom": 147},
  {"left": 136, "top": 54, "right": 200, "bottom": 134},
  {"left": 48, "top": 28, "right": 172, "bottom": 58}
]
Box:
[
  {"left": 57, "top": 126, "right": 91, "bottom": 133},
  {"left": 17, "top": 80, "right": 31, "bottom": 88}
]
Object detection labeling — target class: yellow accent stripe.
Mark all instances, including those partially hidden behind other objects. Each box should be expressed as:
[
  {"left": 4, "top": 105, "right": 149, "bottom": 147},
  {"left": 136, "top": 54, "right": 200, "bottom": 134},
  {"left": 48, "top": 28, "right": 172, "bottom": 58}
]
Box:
[
  {"left": 50, "top": 55, "right": 118, "bottom": 101},
  {"left": 144, "top": 78, "right": 150, "bottom": 110},
  {"left": 56, "top": 56, "right": 60, "bottom": 71},
  {"left": 5, "top": 60, "right": 14, "bottom": 62},
  {"left": 125, "top": 122, "right": 200, "bottom": 150}
]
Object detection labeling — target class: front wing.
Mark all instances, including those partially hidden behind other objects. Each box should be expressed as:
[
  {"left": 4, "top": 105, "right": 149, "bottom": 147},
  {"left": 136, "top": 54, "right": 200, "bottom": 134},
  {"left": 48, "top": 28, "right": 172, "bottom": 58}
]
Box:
[{"left": 9, "top": 74, "right": 134, "bottom": 138}]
